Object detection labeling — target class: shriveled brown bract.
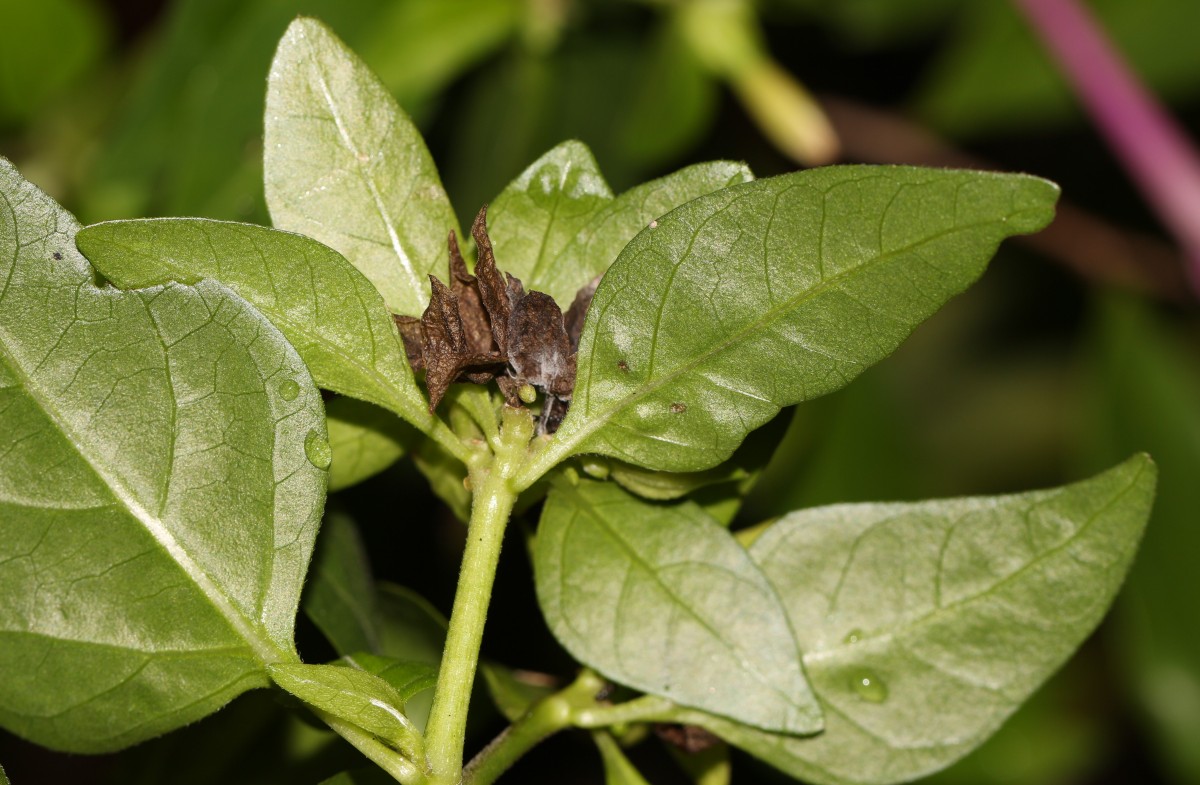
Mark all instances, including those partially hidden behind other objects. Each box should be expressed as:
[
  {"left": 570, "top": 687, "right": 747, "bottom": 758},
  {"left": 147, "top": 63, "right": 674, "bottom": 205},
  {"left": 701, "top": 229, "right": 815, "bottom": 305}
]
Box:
[{"left": 395, "top": 207, "right": 595, "bottom": 433}]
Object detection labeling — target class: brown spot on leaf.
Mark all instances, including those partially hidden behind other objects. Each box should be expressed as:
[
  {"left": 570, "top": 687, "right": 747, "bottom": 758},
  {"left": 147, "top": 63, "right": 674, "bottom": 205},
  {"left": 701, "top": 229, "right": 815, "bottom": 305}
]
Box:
[
  {"left": 617, "top": 360, "right": 629, "bottom": 372},
  {"left": 670, "top": 402, "right": 687, "bottom": 413}
]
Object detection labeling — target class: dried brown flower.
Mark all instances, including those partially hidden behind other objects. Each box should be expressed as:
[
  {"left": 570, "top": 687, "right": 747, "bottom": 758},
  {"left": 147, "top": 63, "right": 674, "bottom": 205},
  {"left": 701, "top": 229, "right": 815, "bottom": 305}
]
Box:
[{"left": 394, "top": 206, "right": 597, "bottom": 433}]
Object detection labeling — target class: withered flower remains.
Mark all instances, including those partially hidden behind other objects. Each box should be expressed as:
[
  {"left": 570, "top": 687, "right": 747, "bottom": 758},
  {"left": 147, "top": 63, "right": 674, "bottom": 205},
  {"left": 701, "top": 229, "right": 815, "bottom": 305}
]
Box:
[{"left": 395, "top": 207, "right": 595, "bottom": 433}]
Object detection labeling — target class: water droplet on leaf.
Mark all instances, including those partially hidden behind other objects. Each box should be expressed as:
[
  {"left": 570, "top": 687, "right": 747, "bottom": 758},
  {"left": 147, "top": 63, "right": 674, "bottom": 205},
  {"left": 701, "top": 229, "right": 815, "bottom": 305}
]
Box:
[
  {"left": 304, "top": 430, "right": 332, "bottom": 469},
  {"left": 277, "top": 378, "right": 300, "bottom": 401},
  {"left": 849, "top": 670, "right": 887, "bottom": 703},
  {"left": 843, "top": 629, "right": 863, "bottom": 645}
]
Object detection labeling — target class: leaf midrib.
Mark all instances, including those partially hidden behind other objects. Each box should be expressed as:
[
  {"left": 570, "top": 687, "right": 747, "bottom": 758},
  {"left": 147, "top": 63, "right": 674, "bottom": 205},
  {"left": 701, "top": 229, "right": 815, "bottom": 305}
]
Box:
[
  {"left": 790, "top": 465, "right": 1146, "bottom": 669},
  {"left": 556, "top": 213, "right": 1013, "bottom": 469},
  {"left": 303, "top": 36, "right": 422, "bottom": 304},
  {"left": 0, "top": 319, "right": 287, "bottom": 665},
  {"left": 555, "top": 483, "right": 809, "bottom": 730}
]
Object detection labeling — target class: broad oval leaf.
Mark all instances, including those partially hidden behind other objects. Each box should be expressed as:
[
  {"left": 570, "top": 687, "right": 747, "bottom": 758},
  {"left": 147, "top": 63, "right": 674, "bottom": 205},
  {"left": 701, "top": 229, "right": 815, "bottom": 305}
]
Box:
[
  {"left": 684, "top": 455, "right": 1156, "bottom": 785},
  {"left": 550, "top": 160, "right": 753, "bottom": 307},
  {"left": 488, "top": 141, "right": 613, "bottom": 302},
  {"left": 534, "top": 479, "right": 821, "bottom": 735},
  {"left": 268, "top": 663, "right": 420, "bottom": 756},
  {"left": 265, "top": 17, "right": 460, "bottom": 318},
  {"left": 0, "top": 158, "right": 325, "bottom": 752},
  {"left": 543, "top": 167, "right": 1059, "bottom": 475},
  {"left": 76, "top": 218, "right": 437, "bottom": 434}
]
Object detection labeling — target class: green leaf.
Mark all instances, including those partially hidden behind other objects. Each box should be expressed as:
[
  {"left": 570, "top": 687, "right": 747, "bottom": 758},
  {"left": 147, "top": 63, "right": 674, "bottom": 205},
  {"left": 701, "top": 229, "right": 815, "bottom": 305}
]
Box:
[
  {"left": 375, "top": 583, "right": 447, "bottom": 665},
  {"left": 326, "top": 397, "right": 412, "bottom": 492},
  {"left": 76, "top": 218, "right": 435, "bottom": 432},
  {"left": 488, "top": 141, "right": 614, "bottom": 303},
  {"left": 685, "top": 455, "right": 1156, "bottom": 785},
  {"left": 534, "top": 479, "right": 821, "bottom": 735},
  {"left": 342, "top": 652, "right": 438, "bottom": 705},
  {"left": 541, "top": 166, "right": 1059, "bottom": 475},
  {"left": 264, "top": 17, "right": 460, "bottom": 318},
  {"left": 549, "top": 160, "right": 754, "bottom": 309},
  {"left": 593, "top": 730, "right": 652, "bottom": 785},
  {"left": 0, "top": 157, "right": 325, "bottom": 752},
  {"left": 268, "top": 663, "right": 420, "bottom": 757},
  {"left": 413, "top": 438, "right": 472, "bottom": 523},
  {"left": 480, "top": 664, "right": 556, "bottom": 722},
  {"left": 0, "top": 761, "right": 8, "bottom": 785},
  {"left": 304, "top": 512, "right": 379, "bottom": 657}
]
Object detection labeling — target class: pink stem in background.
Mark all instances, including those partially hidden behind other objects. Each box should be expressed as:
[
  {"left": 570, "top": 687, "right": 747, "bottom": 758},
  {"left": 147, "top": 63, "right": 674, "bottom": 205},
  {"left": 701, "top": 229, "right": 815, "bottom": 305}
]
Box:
[{"left": 1014, "top": 0, "right": 1200, "bottom": 298}]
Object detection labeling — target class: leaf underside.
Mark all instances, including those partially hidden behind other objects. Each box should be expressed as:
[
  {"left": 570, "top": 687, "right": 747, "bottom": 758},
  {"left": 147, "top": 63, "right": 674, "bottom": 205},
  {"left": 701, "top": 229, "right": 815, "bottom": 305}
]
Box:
[
  {"left": 552, "top": 166, "right": 1060, "bottom": 473},
  {"left": 669, "top": 455, "right": 1156, "bottom": 785},
  {"left": 535, "top": 479, "right": 822, "bottom": 735},
  {"left": 264, "top": 17, "right": 460, "bottom": 319},
  {"left": 0, "top": 157, "right": 325, "bottom": 752}
]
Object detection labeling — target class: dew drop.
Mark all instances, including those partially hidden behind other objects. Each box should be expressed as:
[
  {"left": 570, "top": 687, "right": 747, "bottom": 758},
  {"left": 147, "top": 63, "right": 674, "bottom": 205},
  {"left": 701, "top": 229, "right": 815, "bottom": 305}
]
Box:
[
  {"left": 843, "top": 628, "right": 864, "bottom": 645},
  {"left": 304, "top": 430, "right": 332, "bottom": 469},
  {"left": 648, "top": 220, "right": 658, "bottom": 229},
  {"left": 277, "top": 378, "right": 300, "bottom": 401},
  {"left": 848, "top": 670, "right": 888, "bottom": 703}
]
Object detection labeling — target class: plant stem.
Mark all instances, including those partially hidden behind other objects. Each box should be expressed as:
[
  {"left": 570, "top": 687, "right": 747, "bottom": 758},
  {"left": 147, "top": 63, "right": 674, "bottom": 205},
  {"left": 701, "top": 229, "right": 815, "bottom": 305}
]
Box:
[
  {"left": 462, "top": 671, "right": 607, "bottom": 785},
  {"left": 1013, "top": 0, "right": 1200, "bottom": 297},
  {"left": 317, "top": 708, "right": 427, "bottom": 785},
  {"left": 424, "top": 407, "right": 534, "bottom": 784}
]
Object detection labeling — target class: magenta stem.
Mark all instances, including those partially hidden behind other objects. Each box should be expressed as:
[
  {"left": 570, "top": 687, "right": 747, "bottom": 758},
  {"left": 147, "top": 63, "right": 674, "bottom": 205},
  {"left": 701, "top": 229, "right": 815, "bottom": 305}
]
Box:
[{"left": 1014, "top": 0, "right": 1200, "bottom": 297}]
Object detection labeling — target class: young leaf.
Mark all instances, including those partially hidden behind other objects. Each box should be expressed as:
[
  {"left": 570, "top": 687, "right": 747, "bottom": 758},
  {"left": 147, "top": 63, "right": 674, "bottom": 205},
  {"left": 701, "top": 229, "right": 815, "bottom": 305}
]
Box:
[
  {"left": 304, "top": 512, "right": 380, "bottom": 657},
  {"left": 343, "top": 652, "right": 438, "bottom": 705},
  {"left": 550, "top": 160, "right": 753, "bottom": 307},
  {"left": 534, "top": 479, "right": 822, "bottom": 735},
  {"left": 537, "top": 167, "right": 1059, "bottom": 477},
  {"left": 671, "top": 455, "right": 1156, "bottom": 785},
  {"left": 0, "top": 158, "right": 325, "bottom": 752},
  {"left": 593, "top": 730, "right": 653, "bottom": 785},
  {"left": 264, "top": 17, "right": 460, "bottom": 317},
  {"left": 326, "top": 397, "right": 412, "bottom": 492},
  {"left": 487, "top": 141, "right": 614, "bottom": 302},
  {"left": 76, "top": 218, "right": 440, "bottom": 434},
  {"left": 267, "top": 663, "right": 421, "bottom": 757}
]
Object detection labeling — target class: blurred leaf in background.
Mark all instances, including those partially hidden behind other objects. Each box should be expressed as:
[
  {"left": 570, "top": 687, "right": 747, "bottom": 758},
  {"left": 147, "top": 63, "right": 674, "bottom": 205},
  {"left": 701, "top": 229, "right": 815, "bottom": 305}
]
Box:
[
  {"left": 1086, "top": 296, "right": 1200, "bottom": 784},
  {"left": 0, "top": 0, "right": 109, "bottom": 128},
  {"left": 915, "top": 0, "right": 1200, "bottom": 137}
]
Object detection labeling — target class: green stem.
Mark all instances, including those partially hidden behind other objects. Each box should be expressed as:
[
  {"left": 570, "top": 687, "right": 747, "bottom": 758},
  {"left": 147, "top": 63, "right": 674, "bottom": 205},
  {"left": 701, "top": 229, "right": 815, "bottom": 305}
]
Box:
[
  {"left": 463, "top": 671, "right": 607, "bottom": 785},
  {"left": 424, "top": 407, "right": 534, "bottom": 783},
  {"left": 571, "top": 695, "right": 677, "bottom": 729},
  {"left": 316, "top": 708, "right": 427, "bottom": 784}
]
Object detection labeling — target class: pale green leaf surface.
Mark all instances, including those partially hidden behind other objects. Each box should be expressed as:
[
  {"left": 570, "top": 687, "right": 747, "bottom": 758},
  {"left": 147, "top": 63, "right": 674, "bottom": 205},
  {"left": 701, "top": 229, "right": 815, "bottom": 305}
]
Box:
[
  {"left": 265, "top": 17, "right": 460, "bottom": 318},
  {"left": 268, "top": 663, "right": 418, "bottom": 754},
  {"left": 593, "top": 730, "right": 652, "bottom": 785},
  {"left": 304, "top": 513, "right": 379, "bottom": 657},
  {"left": 326, "top": 397, "right": 411, "bottom": 492},
  {"left": 0, "top": 158, "right": 325, "bottom": 752},
  {"left": 549, "top": 160, "right": 754, "bottom": 309},
  {"left": 540, "top": 166, "right": 1058, "bottom": 476},
  {"left": 343, "top": 652, "right": 438, "bottom": 704},
  {"left": 680, "top": 455, "right": 1155, "bottom": 785},
  {"left": 76, "top": 218, "right": 434, "bottom": 431},
  {"left": 534, "top": 479, "right": 821, "bottom": 735},
  {"left": 486, "top": 141, "right": 612, "bottom": 301}
]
